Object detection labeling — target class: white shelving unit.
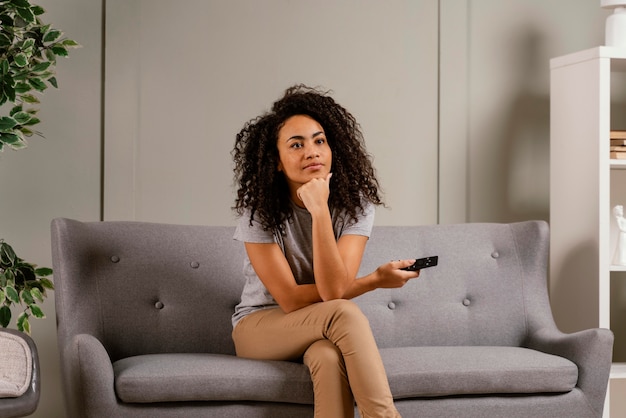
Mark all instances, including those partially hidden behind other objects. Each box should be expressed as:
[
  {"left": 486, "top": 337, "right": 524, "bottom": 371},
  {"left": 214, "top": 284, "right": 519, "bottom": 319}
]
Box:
[{"left": 550, "top": 46, "right": 626, "bottom": 418}]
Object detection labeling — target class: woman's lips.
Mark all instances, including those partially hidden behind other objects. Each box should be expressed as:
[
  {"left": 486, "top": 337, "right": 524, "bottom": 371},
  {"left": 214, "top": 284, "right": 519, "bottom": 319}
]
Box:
[{"left": 304, "top": 163, "right": 323, "bottom": 170}]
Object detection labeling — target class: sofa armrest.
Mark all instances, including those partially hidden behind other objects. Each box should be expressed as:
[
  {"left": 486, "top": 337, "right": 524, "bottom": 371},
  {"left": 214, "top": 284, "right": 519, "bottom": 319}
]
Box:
[
  {"left": 63, "top": 334, "right": 117, "bottom": 418},
  {"left": 527, "top": 327, "right": 613, "bottom": 416},
  {"left": 0, "top": 329, "right": 40, "bottom": 418}
]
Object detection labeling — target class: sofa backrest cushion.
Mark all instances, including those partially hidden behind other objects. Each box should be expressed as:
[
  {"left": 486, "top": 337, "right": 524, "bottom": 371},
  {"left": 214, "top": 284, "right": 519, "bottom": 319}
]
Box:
[
  {"left": 355, "top": 221, "right": 549, "bottom": 348},
  {"left": 52, "top": 219, "right": 549, "bottom": 361},
  {"left": 52, "top": 219, "right": 246, "bottom": 361}
]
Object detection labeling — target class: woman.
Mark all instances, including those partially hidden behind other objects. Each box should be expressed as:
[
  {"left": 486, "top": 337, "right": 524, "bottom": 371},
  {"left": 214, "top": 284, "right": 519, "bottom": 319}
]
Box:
[{"left": 231, "top": 85, "right": 419, "bottom": 418}]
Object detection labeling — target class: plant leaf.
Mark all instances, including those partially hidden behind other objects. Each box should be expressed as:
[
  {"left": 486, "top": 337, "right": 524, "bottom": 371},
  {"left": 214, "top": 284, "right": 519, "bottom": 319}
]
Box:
[
  {"left": 19, "top": 126, "right": 34, "bottom": 136},
  {"left": 5, "top": 286, "right": 19, "bottom": 303},
  {"left": 0, "top": 241, "right": 17, "bottom": 266},
  {"left": 21, "top": 38, "right": 35, "bottom": 51},
  {"left": 34, "top": 267, "right": 52, "bottom": 276},
  {"left": 50, "top": 45, "right": 68, "bottom": 57},
  {"left": 13, "top": 53, "right": 28, "bottom": 67},
  {"left": 31, "top": 62, "right": 52, "bottom": 73},
  {"left": 20, "top": 94, "right": 39, "bottom": 103},
  {"left": 15, "top": 7, "right": 35, "bottom": 23},
  {"left": 30, "top": 287, "right": 43, "bottom": 302},
  {"left": 20, "top": 289, "right": 33, "bottom": 304},
  {"left": 4, "top": 269, "right": 14, "bottom": 284},
  {"left": 15, "top": 264, "right": 35, "bottom": 283},
  {"left": 39, "top": 277, "right": 54, "bottom": 290},
  {"left": 43, "top": 29, "right": 61, "bottom": 43},
  {"left": 0, "top": 306, "right": 11, "bottom": 328},
  {"left": 0, "top": 60, "right": 9, "bottom": 76},
  {"left": 47, "top": 76, "right": 57, "bottom": 88},
  {"left": 12, "top": 72, "right": 28, "bottom": 81},
  {"left": 31, "top": 6, "right": 45, "bottom": 16},
  {"left": 29, "top": 304, "right": 44, "bottom": 319},
  {"left": 62, "top": 39, "right": 80, "bottom": 48},
  {"left": 14, "top": 82, "right": 31, "bottom": 94},
  {"left": 2, "top": 84, "right": 15, "bottom": 103},
  {"left": 10, "top": 105, "right": 23, "bottom": 116},
  {"left": 0, "top": 33, "right": 11, "bottom": 49},
  {"left": 0, "top": 117, "right": 17, "bottom": 131},
  {"left": 0, "top": 132, "right": 27, "bottom": 150},
  {"left": 11, "top": 0, "right": 32, "bottom": 8},
  {"left": 1, "top": 131, "right": 23, "bottom": 144},
  {"left": 12, "top": 111, "right": 31, "bottom": 124},
  {"left": 44, "top": 48, "right": 56, "bottom": 63},
  {"left": 22, "top": 117, "right": 39, "bottom": 126},
  {"left": 28, "top": 78, "right": 46, "bottom": 92},
  {"left": 0, "top": 289, "right": 4, "bottom": 304},
  {"left": 17, "top": 312, "right": 29, "bottom": 334}
]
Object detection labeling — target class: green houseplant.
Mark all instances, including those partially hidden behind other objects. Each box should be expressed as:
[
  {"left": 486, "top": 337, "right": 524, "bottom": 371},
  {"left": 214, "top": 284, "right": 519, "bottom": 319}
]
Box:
[
  {"left": 0, "top": 240, "right": 53, "bottom": 333},
  {"left": 0, "top": 0, "right": 79, "bottom": 150},
  {"left": 0, "top": 0, "right": 78, "bottom": 332}
]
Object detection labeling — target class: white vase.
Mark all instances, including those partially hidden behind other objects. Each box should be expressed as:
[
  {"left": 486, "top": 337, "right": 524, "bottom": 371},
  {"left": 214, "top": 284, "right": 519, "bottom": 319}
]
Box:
[{"left": 606, "top": 6, "right": 626, "bottom": 48}]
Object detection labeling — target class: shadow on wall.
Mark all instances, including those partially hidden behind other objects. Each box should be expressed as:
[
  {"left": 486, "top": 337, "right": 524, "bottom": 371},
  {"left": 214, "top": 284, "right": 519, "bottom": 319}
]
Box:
[
  {"left": 500, "top": 27, "right": 550, "bottom": 223},
  {"left": 550, "top": 239, "right": 601, "bottom": 334}
]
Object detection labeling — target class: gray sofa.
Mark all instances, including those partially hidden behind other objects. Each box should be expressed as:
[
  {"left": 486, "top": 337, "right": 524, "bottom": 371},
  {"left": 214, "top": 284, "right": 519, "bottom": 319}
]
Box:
[{"left": 50, "top": 218, "right": 613, "bottom": 418}]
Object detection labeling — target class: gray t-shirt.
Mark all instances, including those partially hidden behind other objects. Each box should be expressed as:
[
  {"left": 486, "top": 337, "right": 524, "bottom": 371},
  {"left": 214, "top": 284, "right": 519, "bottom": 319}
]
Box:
[{"left": 232, "top": 201, "right": 375, "bottom": 327}]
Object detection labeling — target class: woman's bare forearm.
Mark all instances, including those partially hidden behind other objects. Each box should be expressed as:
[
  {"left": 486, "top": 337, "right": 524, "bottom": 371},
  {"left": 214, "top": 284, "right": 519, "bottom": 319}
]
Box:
[{"left": 311, "top": 207, "right": 350, "bottom": 300}]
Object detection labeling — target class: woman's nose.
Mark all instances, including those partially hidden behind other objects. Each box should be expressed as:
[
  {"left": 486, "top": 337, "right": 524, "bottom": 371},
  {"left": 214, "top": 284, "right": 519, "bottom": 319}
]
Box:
[{"left": 304, "top": 143, "right": 320, "bottom": 159}]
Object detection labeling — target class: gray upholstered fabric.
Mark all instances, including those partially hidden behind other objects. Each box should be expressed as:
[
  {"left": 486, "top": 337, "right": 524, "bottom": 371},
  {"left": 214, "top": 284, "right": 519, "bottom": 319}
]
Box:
[
  {"left": 112, "top": 346, "right": 577, "bottom": 404},
  {"left": 355, "top": 222, "right": 547, "bottom": 348},
  {"left": 0, "top": 331, "right": 32, "bottom": 397},
  {"left": 50, "top": 218, "right": 614, "bottom": 418},
  {"left": 381, "top": 346, "right": 577, "bottom": 398},
  {"left": 113, "top": 353, "right": 313, "bottom": 404},
  {"left": 0, "top": 328, "right": 40, "bottom": 417}
]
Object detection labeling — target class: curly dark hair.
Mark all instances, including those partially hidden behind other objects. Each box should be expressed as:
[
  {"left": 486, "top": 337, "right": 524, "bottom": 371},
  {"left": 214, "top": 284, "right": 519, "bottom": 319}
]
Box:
[{"left": 232, "top": 84, "right": 383, "bottom": 234}]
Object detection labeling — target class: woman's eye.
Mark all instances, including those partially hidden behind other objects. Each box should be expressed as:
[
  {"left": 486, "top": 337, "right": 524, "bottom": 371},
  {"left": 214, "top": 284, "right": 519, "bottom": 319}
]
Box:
[{"left": 291, "top": 142, "right": 303, "bottom": 149}]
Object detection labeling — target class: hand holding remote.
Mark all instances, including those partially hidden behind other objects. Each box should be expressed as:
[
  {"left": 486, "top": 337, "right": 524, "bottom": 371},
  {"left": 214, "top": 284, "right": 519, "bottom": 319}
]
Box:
[{"left": 400, "top": 256, "right": 438, "bottom": 271}]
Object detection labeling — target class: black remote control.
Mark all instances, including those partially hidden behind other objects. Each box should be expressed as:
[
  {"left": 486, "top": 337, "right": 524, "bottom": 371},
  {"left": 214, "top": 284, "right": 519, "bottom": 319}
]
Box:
[{"left": 400, "top": 256, "right": 438, "bottom": 271}]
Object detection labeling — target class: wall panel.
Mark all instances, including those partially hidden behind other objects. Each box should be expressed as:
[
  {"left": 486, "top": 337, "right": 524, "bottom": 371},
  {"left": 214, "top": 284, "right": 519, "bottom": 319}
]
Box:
[{"left": 104, "top": 0, "right": 440, "bottom": 226}]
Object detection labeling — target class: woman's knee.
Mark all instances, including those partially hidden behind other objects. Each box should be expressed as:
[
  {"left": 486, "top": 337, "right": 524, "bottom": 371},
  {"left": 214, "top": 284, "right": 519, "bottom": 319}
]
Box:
[
  {"left": 303, "top": 339, "right": 343, "bottom": 370},
  {"left": 322, "top": 299, "right": 370, "bottom": 331},
  {"left": 330, "top": 299, "right": 367, "bottom": 318}
]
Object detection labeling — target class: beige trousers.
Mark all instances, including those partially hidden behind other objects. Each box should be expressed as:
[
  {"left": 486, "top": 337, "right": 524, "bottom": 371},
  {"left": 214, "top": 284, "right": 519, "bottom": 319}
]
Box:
[{"left": 232, "top": 299, "right": 401, "bottom": 418}]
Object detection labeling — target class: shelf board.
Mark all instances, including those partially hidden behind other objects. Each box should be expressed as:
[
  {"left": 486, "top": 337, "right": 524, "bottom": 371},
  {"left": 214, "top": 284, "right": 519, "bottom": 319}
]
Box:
[
  {"left": 611, "top": 265, "right": 626, "bottom": 271},
  {"left": 611, "top": 363, "right": 626, "bottom": 379},
  {"left": 611, "top": 160, "right": 626, "bottom": 169},
  {"left": 551, "top": 46, "right": 626, "bottom": 71}
]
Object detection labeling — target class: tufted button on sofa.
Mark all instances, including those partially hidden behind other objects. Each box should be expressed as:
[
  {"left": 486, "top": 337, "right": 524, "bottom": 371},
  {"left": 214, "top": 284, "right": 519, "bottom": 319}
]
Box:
[{"left": 50, "top": 218, "right": 613, "bottom": 418}]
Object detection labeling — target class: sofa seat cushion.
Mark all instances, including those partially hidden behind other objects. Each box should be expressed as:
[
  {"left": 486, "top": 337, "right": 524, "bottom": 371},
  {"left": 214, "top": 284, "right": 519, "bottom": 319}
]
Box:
[
  {"left": 381, "top": 346, "right": 578, "bottom": 399},
  {"left": 113, "top": 346, "right": 577, "bottom": 405},
  {"left": 113, "top": 353, "right": 313, "bottom": 404}
]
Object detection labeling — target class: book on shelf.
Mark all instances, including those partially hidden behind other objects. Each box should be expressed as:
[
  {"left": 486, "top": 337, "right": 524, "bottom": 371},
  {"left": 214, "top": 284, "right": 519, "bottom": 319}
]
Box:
[
  {"left": 611, "top": 146, "right": 626, "bottom": 152},
  {"left": 611, "top": 151, "right": 626, "bottom": 160},
  {"left": 612, "top": 139, "right": 626, "bottom": 146},
  {"left": 612, "top": 130, "right": 626, "bottom": 139}
]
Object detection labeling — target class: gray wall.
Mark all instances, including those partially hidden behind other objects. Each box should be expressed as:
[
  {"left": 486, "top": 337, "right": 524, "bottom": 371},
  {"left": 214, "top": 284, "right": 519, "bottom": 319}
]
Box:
[
  {"left": 104, "top": 0, "right": 440, "bottom": 226},
  {"left": 0, "top": 1, "right": 613, "bottom": 417}
]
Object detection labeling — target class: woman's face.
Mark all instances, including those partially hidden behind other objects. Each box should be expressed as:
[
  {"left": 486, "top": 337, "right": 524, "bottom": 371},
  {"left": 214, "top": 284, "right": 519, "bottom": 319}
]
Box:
[{"left": 276, "top": 114, "right": 332, "bottom": 196}]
